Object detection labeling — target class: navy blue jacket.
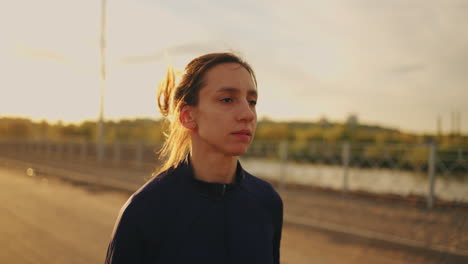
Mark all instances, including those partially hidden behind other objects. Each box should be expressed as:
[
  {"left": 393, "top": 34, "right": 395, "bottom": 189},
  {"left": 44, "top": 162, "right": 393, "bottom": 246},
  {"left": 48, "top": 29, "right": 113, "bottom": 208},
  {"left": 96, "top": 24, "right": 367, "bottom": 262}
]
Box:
[{"left": 105, "top": 158, "right": 283, "bottom": 264}]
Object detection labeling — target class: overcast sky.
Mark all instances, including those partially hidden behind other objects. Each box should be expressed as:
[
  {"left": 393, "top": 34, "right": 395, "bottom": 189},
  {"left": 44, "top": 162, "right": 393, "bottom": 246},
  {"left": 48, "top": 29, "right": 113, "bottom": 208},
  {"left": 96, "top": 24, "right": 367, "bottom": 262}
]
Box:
[{"left": 1, "top": 0, "right": 467, "bottom": 134}]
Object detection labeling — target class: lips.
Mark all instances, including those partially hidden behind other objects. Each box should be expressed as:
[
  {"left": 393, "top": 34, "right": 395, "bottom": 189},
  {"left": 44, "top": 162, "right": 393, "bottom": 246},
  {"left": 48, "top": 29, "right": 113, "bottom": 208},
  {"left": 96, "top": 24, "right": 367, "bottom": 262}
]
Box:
[{"left": 232, "top": 129, "right": 252, "bottom": 136}]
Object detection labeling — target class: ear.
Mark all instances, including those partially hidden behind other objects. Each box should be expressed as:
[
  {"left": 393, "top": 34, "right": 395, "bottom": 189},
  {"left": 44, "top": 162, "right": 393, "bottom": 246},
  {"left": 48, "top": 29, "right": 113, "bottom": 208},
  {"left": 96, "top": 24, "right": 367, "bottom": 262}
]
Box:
[{"left": 179, "top": 105, "right": 197, "bottom": 130}]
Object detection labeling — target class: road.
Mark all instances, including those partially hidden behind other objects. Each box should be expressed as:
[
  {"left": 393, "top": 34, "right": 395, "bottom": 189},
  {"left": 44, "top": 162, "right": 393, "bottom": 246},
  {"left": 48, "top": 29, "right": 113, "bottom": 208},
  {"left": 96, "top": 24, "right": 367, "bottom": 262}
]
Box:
[{"left": 0, "top": 166, "right": 467, "bottom": 264}]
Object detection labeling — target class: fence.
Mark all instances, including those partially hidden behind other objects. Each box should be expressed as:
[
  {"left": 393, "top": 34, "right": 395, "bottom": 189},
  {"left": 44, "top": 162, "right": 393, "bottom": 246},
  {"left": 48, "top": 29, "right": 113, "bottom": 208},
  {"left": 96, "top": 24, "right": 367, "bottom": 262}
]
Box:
[
  {"left": 1, "top": 140, "right": 467, "bottom": 209},
  {"left": 0, "top": 140, "right": 162, "bottom": 169},
  {"left": 244, "top": 141, "right": 468, "bottom": 208}
]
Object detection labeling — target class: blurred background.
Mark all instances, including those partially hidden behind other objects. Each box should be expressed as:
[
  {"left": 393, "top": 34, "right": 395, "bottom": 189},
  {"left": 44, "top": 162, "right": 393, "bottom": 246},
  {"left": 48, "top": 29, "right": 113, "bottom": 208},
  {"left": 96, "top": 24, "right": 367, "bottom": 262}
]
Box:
[{"left": 1, "top": 0, "right": 467, "bottom": 263}]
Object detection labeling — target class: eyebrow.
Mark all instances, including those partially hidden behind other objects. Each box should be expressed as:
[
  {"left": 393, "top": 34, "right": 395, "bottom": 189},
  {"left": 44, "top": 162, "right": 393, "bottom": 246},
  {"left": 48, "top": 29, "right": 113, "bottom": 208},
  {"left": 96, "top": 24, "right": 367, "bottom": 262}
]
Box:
[{"left": 216, "top": 87, "right": 258, "bottom": 97}]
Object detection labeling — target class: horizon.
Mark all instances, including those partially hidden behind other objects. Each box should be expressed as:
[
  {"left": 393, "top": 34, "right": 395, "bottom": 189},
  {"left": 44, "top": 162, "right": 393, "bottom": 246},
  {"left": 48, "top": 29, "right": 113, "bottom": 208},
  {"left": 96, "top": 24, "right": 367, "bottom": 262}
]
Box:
[{"left": 2, "top": 113, "right": 462, "bottom": 136}]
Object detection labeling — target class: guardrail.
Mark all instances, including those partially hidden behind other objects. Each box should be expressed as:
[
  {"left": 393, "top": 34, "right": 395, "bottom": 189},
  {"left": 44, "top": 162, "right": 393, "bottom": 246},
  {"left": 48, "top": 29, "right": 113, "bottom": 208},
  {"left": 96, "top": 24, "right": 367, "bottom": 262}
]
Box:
[
  {"left": 1, "top": 140, "right": 467, "bottom": 209},
  {"left": 0, "top": 140, "right": 161, "bottom": 168},
  {"left": 246, "top": 141, "right": 468, "bottom": 208}
]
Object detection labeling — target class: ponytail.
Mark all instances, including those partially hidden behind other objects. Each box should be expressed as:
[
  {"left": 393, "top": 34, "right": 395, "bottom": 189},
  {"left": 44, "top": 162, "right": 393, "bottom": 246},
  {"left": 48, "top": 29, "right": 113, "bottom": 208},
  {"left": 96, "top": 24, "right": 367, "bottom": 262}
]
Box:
[
  {"left": 157, "top": 65, "right": 175, "bottom": 117},
  {"left": 153, "top": 66, "right": 191, "bottom": 176}
]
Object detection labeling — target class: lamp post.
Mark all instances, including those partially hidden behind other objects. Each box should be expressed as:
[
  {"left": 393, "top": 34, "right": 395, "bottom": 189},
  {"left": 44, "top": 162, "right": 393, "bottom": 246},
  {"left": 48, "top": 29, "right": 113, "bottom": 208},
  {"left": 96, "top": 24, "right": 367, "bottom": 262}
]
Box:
[{"left": 97, "top": 0, "right": 107, "bottom": 162}]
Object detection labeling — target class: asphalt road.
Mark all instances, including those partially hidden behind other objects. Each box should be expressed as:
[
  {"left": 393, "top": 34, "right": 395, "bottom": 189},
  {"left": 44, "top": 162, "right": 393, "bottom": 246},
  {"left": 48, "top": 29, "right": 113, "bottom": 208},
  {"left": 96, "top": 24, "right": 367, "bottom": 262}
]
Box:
[{"left": 1, "top": 166, "right": 467, "bottom": 264}]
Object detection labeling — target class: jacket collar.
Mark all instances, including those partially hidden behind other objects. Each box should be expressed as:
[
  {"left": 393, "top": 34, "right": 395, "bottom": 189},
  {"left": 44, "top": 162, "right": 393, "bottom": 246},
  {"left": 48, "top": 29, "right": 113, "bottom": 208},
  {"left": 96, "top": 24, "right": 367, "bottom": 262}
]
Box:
[{"left": 175, "top": 157, "right": 245, "bottom": 199}]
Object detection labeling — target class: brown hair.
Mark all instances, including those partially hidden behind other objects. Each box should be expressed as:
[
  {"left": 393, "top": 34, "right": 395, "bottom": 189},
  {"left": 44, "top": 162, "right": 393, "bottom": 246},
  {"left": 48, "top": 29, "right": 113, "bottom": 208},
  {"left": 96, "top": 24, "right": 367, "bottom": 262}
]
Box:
[{"left": 153, "top": 52, "right": 257, "bottom": 176}]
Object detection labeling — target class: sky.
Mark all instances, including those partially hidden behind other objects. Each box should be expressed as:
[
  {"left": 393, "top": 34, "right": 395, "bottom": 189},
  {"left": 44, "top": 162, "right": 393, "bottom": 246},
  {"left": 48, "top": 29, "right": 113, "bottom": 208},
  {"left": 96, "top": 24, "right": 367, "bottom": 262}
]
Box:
[{"left": 1, "top": 0, "right": 467, "bottom": 134}]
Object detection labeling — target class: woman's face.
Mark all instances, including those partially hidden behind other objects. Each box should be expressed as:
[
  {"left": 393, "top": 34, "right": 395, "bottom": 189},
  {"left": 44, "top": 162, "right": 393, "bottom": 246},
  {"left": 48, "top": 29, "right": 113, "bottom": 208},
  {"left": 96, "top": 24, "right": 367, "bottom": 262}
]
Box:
[{"left": 189, "top": 62, "right": 257, "bottom": 156}]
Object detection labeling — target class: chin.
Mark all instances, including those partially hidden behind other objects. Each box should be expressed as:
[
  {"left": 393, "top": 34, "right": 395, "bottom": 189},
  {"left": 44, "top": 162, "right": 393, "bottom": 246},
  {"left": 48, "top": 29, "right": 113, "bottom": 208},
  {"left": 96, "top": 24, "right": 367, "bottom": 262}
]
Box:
[{"left": 223, "top": 146, "right": 249, "bottom": 156}]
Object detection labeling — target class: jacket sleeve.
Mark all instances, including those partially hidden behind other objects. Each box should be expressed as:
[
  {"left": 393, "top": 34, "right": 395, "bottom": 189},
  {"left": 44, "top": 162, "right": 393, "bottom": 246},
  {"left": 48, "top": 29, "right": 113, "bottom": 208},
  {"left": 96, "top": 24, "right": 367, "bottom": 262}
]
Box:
[
  {"left": 105, "top": 197, "right": 145, "bottom": 264},
  {"left": 272, "top": 193, "right": 283, "bottom": 264}
]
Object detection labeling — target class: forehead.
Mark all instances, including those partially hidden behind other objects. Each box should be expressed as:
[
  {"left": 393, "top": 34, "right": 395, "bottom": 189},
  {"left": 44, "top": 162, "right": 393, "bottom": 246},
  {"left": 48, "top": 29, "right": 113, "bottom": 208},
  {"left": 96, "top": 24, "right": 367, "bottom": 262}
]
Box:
[{"left": 200, "top": 63, "right": 257, "bottom": 94}]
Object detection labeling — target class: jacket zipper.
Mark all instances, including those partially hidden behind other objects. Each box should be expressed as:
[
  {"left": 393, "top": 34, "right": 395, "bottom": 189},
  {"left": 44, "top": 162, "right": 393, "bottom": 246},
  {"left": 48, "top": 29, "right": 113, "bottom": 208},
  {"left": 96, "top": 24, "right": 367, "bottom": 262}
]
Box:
[{"left": 221, "top": 184, "right": 226, "bottom": 196}]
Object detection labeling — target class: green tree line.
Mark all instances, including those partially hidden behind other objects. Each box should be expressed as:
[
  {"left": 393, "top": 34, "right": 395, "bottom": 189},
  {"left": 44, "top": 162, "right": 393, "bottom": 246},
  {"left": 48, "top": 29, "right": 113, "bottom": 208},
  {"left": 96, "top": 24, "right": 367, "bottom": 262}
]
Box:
[{"left": 0, "top": 116, "right": 467, "bottom": 148}]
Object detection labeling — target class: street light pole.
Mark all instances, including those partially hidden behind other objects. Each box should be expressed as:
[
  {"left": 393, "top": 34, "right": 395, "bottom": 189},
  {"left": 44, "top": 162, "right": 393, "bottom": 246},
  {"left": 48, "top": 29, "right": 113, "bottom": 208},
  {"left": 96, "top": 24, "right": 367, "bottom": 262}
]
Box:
[{"left": 97, "top": 0, "right": 107, "bottom": 162}]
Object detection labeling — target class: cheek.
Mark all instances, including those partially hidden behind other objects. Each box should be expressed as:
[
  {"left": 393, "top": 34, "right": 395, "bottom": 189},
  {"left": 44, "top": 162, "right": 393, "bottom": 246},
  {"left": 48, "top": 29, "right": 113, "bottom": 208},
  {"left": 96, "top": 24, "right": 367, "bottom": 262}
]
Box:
[{"left": 197, "top": 109, "right": 228, "bottom": 131}]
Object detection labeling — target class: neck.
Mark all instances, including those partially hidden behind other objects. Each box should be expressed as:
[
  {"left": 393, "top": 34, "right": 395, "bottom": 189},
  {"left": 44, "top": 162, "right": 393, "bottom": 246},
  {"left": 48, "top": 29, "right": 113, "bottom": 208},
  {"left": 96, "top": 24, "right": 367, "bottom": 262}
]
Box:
[{"left": 189, "top": 150, "right": 238, "bottom": 184}]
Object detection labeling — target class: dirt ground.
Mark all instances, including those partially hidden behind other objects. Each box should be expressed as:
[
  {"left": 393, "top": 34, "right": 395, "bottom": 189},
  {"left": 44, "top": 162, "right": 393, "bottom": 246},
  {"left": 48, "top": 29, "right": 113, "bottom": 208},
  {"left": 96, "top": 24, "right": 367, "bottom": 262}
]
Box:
[{"left": 1, "top": 166, "right": 467, "bottom": 264}]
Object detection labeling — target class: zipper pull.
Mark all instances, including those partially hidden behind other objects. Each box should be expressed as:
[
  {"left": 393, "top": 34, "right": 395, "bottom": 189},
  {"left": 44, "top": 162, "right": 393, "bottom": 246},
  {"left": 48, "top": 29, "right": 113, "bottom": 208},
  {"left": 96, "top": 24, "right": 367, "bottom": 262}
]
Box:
[{"left": 221, "top": 184, "right": 226, "bottom": 196}]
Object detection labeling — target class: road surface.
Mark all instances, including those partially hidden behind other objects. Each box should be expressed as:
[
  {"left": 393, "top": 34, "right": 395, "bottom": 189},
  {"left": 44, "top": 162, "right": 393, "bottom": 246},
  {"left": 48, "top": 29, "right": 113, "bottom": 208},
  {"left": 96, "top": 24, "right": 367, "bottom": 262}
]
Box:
[{"left": 0, "top": 166, "right": 466, "bottom": 264}]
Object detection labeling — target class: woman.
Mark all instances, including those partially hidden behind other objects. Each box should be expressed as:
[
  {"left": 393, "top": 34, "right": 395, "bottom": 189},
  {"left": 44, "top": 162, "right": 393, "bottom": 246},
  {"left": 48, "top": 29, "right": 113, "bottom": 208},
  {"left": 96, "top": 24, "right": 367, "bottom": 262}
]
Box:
[{"left": 105, "top": 52, "right": 283, "bottom": 264}]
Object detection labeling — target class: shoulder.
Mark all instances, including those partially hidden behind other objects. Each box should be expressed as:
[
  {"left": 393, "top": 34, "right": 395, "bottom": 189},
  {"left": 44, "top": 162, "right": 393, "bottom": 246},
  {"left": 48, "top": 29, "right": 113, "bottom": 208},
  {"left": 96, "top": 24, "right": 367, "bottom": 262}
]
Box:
[
  {"left": 111, "top": 168, "right": 179, "bottom": 236},
  {"left": 240, "top": 170, "right": 283, "bottom": 230},
  {"left": 127, "top": 167, "right": 182, "bottom": 208},
  {"left": 118, "top": 168, "right": 180, "bottom": 219},
  {"left": 241, "top": 170, "right": 283, "bottom": 209}
]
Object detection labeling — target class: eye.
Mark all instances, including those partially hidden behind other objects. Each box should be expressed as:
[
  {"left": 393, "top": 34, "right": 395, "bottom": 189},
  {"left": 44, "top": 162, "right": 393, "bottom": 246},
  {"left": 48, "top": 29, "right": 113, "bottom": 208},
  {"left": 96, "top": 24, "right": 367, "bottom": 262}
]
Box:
[
  {"left": 249, "top": 100, "right": 257, "bottom": 106},
  {"left": 220, "top": 98, "right": 233, "bottom": 103}
]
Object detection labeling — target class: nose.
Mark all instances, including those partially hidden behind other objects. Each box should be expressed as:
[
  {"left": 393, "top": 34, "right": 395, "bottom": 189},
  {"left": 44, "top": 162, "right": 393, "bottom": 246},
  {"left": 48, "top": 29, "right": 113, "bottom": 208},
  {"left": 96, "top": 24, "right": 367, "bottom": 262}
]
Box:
[{"left": 236, "top": 99, "right": 256, "bottom": 123}]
